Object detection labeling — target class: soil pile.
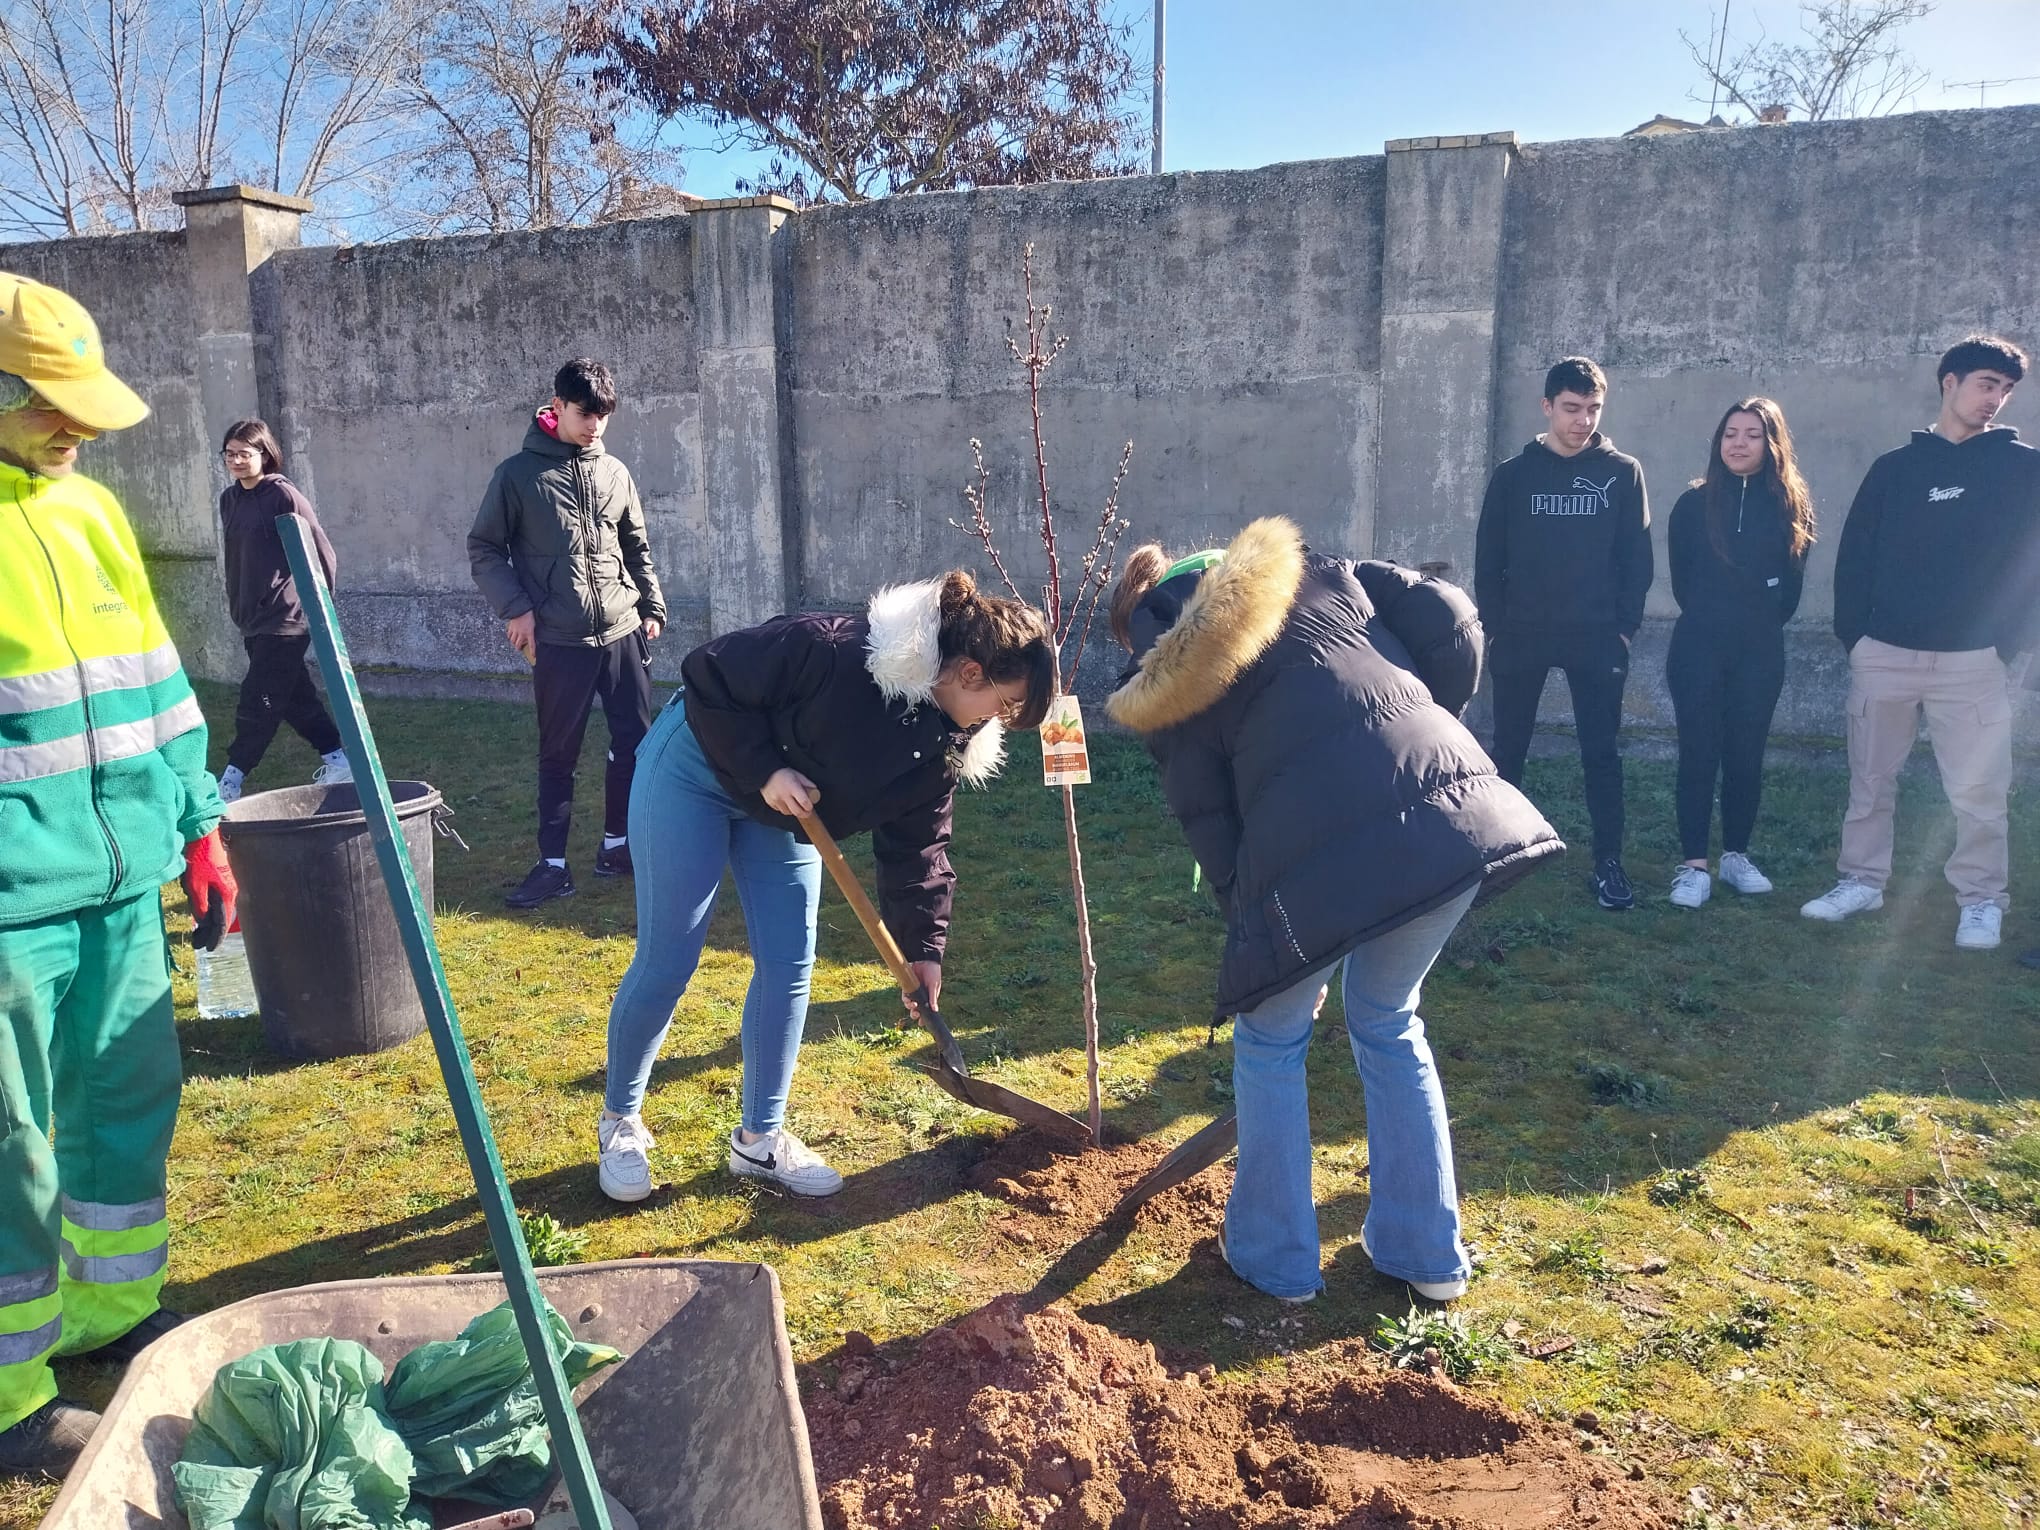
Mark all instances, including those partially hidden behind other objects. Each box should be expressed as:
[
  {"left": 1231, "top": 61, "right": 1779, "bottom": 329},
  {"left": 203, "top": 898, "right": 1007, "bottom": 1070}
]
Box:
[{"left": 805, "top": 1296, "right": 1676, "bottom": 1530}]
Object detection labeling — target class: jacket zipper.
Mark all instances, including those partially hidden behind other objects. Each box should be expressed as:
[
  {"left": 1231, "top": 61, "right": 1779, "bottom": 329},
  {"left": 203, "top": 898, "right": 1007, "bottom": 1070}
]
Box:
[
  {"left": 575, "top": 456, "right": 603, "bottom": 633},
  {"left": 16, "top": 491, "right": 125, "bottom": 897},
  {"left": 1737, "top": 476, "right": 1746, "bottom": 534}
]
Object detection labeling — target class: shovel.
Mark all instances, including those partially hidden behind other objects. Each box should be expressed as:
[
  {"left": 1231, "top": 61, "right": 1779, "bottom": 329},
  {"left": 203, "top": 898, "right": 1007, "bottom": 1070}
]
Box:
[
  {"left": 1113, "top": 1111, "right": 1238, "bottom": 1215},
  {"left": 798, "top": 812, "right": 1090, "bottom": 1143}
]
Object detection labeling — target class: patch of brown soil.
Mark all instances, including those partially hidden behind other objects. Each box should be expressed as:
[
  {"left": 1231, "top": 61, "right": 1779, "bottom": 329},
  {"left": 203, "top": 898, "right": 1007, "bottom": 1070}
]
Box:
[
  {"left": 964, "top": 1127, "right": 1231, "bottom": 1236},
  {"left": 805, "top": 1298, "right": 1677, "bottom": 1530}
]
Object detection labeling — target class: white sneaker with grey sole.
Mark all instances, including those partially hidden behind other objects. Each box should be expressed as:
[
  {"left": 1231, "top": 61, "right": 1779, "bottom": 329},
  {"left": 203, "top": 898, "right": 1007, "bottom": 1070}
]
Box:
[
  {"left": 312, "top": 755, "right": 354, "bottom": 787},
  {"left": 1956, "top": 903, "right": 2003, "bottom": 951},
  {"left": 729, "top": 1127, "right": 842, "bottom": 1196},
  {"left": 1800, "top": 878, "right": 1883, "bottom": 922},
  {"left": 597, "top": 1112, "right": 655, "bottom": 1203},
  {"left": 1361, "top": 1228, "right": 1466, "bottom": 1302},
  {"left": 1718, "top": 852, "right": 1773, "bottom": 895},
  {"left": 1669, "top": 866, "right": 1712, "bottom": 908}
]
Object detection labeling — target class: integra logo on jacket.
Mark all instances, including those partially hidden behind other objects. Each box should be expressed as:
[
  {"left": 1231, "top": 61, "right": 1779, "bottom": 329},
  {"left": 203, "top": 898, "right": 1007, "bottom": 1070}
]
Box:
[{"left": 1531, "top": 476, "right": 1617, "bottom": 516}]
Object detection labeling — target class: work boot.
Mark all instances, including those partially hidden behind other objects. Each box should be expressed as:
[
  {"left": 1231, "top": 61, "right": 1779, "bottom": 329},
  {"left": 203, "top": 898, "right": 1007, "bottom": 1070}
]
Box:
[
  {"left": 505, "top": 861, "right": 574, "bottom": 908},
  {"left": 0, "top": 1398, "right": 100, "bottom": 1479},
  {"left": 90, "top": 1308, "right": 187, "bottom": 1365}
]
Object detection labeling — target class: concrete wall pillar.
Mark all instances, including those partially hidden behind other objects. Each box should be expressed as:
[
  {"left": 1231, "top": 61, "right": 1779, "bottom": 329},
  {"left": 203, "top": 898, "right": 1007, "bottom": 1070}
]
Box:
[
  {"left": 1371, "top": 133, "right": 1516, "bottom": 581},
  {"left": 689, "top": 196, "right": 796, "bottom": 634}
]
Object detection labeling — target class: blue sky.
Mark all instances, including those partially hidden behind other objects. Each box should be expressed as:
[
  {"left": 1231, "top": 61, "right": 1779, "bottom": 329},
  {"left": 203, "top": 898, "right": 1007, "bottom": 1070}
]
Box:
[{"left": 677, "top": 0, "right": 2040, "bottom": 197}]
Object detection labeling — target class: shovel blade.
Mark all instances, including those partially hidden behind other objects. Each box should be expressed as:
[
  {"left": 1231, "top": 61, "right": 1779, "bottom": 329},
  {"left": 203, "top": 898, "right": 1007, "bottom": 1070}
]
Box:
[
  {"left": 920, "top": 1060, "right": 1092, "bottom": 1143},
  {"left": 1115, "top": 1112, "right": 1238, "bottom": 1214}
]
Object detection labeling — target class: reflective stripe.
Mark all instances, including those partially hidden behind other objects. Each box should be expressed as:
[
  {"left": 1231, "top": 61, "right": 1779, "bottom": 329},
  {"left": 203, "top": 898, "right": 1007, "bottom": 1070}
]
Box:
[
  {"left": 60, "top": 1244, "right": 167, "bottom": 1285},
  {"left": 0, "top": 1269, "right": 57, "bottom": 1307},
  {"left": 0, "top": 1315, "right": 61, "bottom": 1367},
  {"left": 61, "top": 1194, "right": 167, "bottom": 1233},
  {"left": 0, "top": 644, "right": 182, "bottom": 717},
  {"left": 0, "top": 693, "right": 203, "bottom": 783}
]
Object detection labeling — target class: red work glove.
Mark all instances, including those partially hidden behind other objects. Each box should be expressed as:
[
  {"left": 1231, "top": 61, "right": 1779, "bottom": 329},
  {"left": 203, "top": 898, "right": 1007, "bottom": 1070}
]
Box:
[{"left": 182, "top": 830, "right": 239, "bottom": 951}]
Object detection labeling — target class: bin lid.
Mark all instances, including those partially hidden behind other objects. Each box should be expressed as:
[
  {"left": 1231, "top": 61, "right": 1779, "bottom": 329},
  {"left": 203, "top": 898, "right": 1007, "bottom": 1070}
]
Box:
[{"left": 219, "top": 781, "right": 442, "bottom": 834}]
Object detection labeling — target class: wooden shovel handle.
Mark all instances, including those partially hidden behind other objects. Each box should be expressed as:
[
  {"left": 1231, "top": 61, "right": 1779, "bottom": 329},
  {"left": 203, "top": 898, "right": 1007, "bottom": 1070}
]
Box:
[{"left": 798, "top": 812, "right": 920, "bottom": 997}]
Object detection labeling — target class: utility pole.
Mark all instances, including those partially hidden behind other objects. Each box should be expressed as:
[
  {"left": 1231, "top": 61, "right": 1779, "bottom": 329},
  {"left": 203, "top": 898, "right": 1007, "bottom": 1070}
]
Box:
[
  {"left": 1151, "top": 0, "right": 1165, "bottom": 175},
  {"left": 1708, "top": 0, "right": 1732, "bottom": 118}
]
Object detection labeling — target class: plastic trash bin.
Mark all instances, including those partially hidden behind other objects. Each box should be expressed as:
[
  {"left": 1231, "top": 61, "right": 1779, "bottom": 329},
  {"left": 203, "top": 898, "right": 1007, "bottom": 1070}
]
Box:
[{"left": 218, "top": 780, "right": 442, "bottom": 1058}]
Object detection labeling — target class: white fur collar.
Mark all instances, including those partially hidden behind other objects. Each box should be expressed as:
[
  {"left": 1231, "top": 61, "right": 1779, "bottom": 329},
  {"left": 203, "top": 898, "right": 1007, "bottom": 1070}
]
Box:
[{"left": 864, "top": 579, "right": 1007, "bottom": 787}]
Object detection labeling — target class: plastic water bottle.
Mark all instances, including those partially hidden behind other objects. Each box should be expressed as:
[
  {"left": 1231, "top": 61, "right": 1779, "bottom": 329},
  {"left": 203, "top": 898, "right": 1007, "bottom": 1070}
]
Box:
[{"left": 196, "top": 932, "right": 259, "bottom": 1019}]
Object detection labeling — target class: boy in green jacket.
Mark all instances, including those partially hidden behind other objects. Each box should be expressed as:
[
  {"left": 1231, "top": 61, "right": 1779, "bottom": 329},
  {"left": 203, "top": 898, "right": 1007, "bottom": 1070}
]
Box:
[{"left": 0, "top": 273, "right": 237, "bottom": 1477}]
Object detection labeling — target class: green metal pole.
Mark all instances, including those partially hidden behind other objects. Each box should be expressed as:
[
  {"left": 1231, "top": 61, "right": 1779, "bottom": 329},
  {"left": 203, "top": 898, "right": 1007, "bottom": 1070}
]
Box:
[{"left": 278, "top": 514, "right": 613, "bottom": 1530}]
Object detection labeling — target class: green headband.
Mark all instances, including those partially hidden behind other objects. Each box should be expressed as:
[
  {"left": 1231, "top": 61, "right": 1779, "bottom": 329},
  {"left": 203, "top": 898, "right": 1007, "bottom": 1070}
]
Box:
[{"left": 1161, "top": 549, "right": 1225, "bottom": 583}]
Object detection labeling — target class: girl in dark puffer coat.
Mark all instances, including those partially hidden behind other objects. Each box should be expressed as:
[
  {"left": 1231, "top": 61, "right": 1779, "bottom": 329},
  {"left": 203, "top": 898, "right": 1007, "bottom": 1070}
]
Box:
[{"left": 1107, "top": 517, "right": 1562, "bottom": 1302}]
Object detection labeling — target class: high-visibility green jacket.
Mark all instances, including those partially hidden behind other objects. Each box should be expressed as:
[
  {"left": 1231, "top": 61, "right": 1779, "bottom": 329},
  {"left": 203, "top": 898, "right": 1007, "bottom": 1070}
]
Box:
[{"left": 0, "top": 460, "right": 220, "bottom": 928}]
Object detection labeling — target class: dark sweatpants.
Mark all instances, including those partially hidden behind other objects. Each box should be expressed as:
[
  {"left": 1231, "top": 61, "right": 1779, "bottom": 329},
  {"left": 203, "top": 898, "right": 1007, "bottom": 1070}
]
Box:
[
  {"left": 1665, "top": 617, "right": 1785, "bottom": 862},
  {"left": 533, "top": 633, "right": 653, "bottom": 859},
  {"left": 1488, "top": 625, "right": 1629, "bottom": 862},
  {"left": 227, "top": 633, "right": 341, "bottom": 773}
]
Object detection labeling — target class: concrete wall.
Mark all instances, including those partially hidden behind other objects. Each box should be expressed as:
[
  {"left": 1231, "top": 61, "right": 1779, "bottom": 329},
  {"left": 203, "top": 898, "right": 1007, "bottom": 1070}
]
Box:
[{"left": 5, "top": 107, "right": 2036, "bottom": 742}]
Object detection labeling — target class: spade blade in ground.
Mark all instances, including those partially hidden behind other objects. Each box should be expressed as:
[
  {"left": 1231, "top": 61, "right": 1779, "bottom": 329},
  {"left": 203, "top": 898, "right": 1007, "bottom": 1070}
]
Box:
[
  {"left": 1115, "top": 1112, "right": 1239, "bottom": 1215},
  {"left": 918, "top": 1059, "right": 1092, "bottom": 1143}
]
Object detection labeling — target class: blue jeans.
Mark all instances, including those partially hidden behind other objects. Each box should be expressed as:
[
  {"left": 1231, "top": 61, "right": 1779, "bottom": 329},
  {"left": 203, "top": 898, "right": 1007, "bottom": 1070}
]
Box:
[
  {"left": 604, "top": 702, "right": 821, "bottom": 1133},
  {"left": 1225, "top": 885, "right": 1478, "bottom": 1300}
]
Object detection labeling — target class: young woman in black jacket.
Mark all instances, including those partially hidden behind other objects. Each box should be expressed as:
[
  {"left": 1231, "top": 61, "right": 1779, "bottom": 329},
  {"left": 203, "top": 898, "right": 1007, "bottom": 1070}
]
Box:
[
  {"left": 1107, "top": 518, "right": 1562, "bottom": 1302},
  {"left": 1664, "top": 398, "right": 1815, "bottom": 907},
  {"left": 595, "top": 572, "right": 1053, "bottom": 1203}
]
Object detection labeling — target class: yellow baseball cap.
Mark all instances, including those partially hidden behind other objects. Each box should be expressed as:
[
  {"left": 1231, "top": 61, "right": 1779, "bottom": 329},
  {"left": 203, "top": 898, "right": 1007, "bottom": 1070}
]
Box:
[{"left": 0, "top": 272, "right": 148, "bottom": 432}]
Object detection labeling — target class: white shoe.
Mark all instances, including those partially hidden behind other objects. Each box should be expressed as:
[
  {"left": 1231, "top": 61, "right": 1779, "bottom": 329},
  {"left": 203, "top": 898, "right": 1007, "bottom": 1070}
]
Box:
[
  {"left": 1669, "top": 866, "right": 1712, "bottom": 908},
  {"left": 312, "top": 754, "right": 354, "bottom": 787},
  {"left": 1800, "top": 878, "right": 1884, "bottom": 922},
  {"left": 597, "top": 1112, "right": 656, "bottom": 1203},
  {"left": 1718, "top": 852, "right": 1773, "bottom": 895},
  {"left": 729, "top": 1127, "right": 842, "bottom": 1197},
  {"left": 1956, "top": 904, "right": 2003, "bottom": 951},
  {"left": 217, "top": 767, "right": 244, "bottom": 805},
  {"left": 1361, "top": 1228, "right": 1467, "bottom": 1303}
]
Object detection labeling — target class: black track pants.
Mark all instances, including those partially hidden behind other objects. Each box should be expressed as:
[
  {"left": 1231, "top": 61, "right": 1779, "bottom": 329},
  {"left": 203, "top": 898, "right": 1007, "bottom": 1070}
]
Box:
[
  {"left": 227, "top": 633, "right": 341, "bottom": 773},
  {"left": 1666, "top": 617, "right": 1785, "bottom": 862},
  {"left": 1488, "top": 625, "right": 1630, "bottom": 862},
  {"left": 532, "top": 633, "right": 654, "bottom": 859}
]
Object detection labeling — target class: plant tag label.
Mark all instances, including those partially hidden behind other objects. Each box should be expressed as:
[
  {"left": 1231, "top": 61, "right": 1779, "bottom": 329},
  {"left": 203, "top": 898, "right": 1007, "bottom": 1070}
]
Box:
[{"left": 1041, "top": 695, "right": 1091, "bottom": 787}]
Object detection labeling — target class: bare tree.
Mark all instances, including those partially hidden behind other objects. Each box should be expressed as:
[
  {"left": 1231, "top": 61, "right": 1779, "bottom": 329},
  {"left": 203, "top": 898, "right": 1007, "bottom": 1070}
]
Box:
[
  {"left": 1684, "top": 0, "right": 1935, "bottom": 123},
  {"left": 953, "top": 245, "right": 1133, "bottom": 1145},
  {"left": 595, "top": 0, "right": 1145, "bottom": 204}
]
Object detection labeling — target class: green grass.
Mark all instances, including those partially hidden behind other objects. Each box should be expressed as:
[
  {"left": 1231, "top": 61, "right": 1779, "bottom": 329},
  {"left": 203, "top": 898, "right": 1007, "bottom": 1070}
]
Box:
[{"left": 6, "top": 683, "right": 2039, "bottom": 1529}]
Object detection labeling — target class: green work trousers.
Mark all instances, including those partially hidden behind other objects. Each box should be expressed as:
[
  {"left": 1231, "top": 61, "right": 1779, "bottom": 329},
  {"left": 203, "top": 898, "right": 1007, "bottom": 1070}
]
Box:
[{"left": 0, "top": 890, "right": 179, "bottom": 1432}]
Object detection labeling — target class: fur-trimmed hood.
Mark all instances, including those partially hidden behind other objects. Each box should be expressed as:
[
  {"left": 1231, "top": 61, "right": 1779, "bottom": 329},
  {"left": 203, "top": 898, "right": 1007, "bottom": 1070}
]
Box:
[
  {"left": 865, "top": 579, "right": 1007, "bottom": 787},
  {"left": 1108, "top": 517, "right": 1306, "bottom": 733}
]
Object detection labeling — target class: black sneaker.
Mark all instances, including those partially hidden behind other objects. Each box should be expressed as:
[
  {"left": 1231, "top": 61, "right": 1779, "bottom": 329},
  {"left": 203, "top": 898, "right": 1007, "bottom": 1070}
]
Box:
[
  {"left": 0, "top": 1397, "right": 100, "bottom": 1478},
  {"left": 1592, "top": 857, "right": 1636, "bottom": 911},
  {"left": 593, "top": 842, "right": 633, "bottom": 878},
  {"left": 90, "top": 1307, "right": 186, "bottom": 1364},
  {"left": 505, "top": 860, "right": 575, "bottom": 908}
]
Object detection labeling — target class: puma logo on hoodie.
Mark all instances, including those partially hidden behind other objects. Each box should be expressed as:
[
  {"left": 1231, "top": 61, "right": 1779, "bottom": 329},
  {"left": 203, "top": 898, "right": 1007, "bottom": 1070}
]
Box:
[
  {"left": 1475, "top": 433, "right": 1654, "bottom": 634},
  {"left": 1531, "top": 476, "right": 1619, "bottom": 515}
]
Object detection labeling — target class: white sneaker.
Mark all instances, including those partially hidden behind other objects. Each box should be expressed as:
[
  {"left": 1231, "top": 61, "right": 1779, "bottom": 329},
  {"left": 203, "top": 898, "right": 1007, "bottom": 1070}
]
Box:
[
  {"left": 729, "top": 1127, "right": 842, "bottom": 1197},
  {"left": 312, "top": 755, "right": 354, "bottom": 787},
  {"left": 1669, "top": 866, "right": 1712, "bottom": 908},
  {"left": 217, "top": 766, "right": 244, "bottom": 805},
  {"left": 1361, "top": 1228, "right": 1467, "bottom": 1303},
  {"left": 1956, "top": 904, "right": 2003, "bottom": 951},
  {"left": 597, "top": 1112, "right": 656, "bottom": 1203},
  {"left": 1800, "top": 878, "right": 1884, "bottom": 922},
  {"left": 1718, "top": 852, "right": 1774, "bottom": 895}
]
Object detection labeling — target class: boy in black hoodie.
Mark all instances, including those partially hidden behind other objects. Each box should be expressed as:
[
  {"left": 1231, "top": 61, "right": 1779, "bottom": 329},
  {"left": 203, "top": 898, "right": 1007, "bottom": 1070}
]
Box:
[
  {"left": 1475, "top": 357, "right": 1653, "bottom": 910},
  {"left": 1805, "top": 335, "right": 2040, "bottom": 952}
]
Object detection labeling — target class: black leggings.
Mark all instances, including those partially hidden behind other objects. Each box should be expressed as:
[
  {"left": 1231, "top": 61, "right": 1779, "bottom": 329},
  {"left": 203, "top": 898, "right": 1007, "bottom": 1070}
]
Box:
[{"left": 1666, "top": 618, "right": 1785, "bottom": 862}]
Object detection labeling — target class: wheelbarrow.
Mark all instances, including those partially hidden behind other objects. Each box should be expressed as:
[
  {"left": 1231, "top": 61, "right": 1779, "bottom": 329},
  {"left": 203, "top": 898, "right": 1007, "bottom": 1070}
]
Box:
[{"left": 38, "top": 1259, "right": 824, "bottom": 1530}]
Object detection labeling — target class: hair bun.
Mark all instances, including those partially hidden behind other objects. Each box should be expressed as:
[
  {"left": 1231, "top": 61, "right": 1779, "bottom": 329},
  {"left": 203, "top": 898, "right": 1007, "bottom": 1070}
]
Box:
[{"left": 938, "top": 569, "right": 979, "bottom": 617}]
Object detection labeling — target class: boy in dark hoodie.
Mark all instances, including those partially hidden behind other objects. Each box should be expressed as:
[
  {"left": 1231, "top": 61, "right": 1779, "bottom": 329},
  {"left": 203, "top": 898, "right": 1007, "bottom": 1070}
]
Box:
[
  {"left": 1804, "top": 335, "right": 2039, "bottom": 952},
  {"left": 469, "top": 358, "right": 667, "bottom": 908},
  {"left": 1474, "top": 356, "right": 1653, "bottom": 910}
]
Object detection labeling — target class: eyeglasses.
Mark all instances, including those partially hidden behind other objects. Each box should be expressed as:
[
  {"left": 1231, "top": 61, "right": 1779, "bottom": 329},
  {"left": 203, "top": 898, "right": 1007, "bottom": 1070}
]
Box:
[{"left": 989, "top": 678, "right": 1025, "bottom": 723}]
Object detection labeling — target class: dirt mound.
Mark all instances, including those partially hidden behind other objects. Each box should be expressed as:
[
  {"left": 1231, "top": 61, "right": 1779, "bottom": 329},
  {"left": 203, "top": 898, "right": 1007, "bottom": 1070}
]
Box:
[
  {"left": 805, "top": 1297, "right": 1676, "bottom": 1530},
  {"left": 965, "top": 1127, "right": 1231, "bottom": 1235}
]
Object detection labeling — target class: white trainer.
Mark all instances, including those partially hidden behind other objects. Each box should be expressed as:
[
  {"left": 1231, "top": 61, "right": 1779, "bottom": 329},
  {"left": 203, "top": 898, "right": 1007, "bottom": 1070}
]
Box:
[
  {"left": 1956, "top": 903, "right": 2003, "bottom": 951},
  {"left": 312, "top": 755, "right": 354, "bottom": 787},
  {"left": 729, "top": 1127, "right": 842, "bottom": 1197},
  {"left": 1669, "top": 866, "right": 1712, "bottom": 908},
  {"left": 1361, "top": 1228, "right": 1467, "bottom": 1303},
  {"left": 1800, "top": 878, "right": 1884, "bottom": 922},
  {"left": 597, "top": 1112, "right": 656, "bottom": 1203},
  {"left": 1718, "top": 851, "right": 1774, "bottom": 895},
  {"left": 217, "top": 766, "right": 244, "bottom": 804}
]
